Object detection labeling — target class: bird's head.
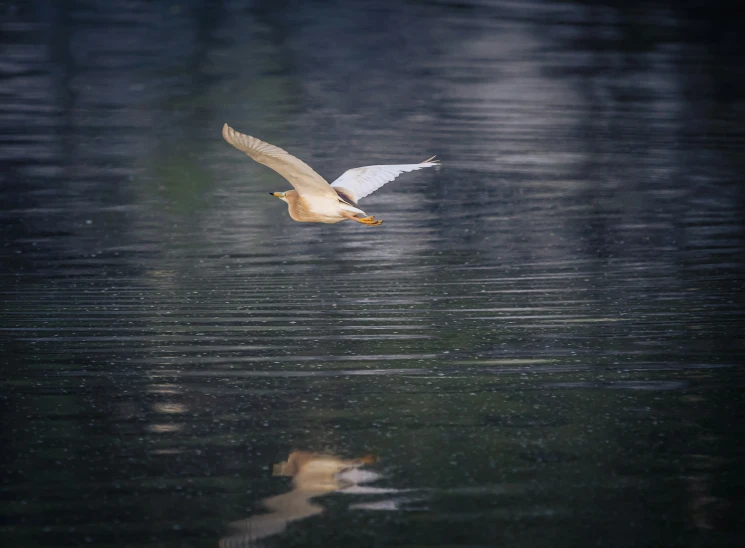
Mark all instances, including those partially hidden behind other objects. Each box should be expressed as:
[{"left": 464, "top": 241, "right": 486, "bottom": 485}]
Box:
[{"left": 270, "top": 191, "right": 288, "bottom": 202}]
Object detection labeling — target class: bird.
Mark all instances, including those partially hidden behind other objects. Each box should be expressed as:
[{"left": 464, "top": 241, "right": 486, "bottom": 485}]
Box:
[
  {"left": 222, "top": 123, "right": 439, "bottom": 226},
  {"left": 219, "top": 451, "right": 379, "bottom": 548}
]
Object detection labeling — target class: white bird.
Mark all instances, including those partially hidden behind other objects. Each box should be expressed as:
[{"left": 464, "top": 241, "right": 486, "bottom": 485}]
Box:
[{"left": 222, "top": 123, "right": 439, "bottom": 226}]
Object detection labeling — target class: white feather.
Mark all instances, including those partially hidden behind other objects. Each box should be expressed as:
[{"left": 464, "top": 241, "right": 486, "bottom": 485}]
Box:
[
  {"left": 330, "top": 158, "right": 439, "bottom": 203},
  {"left": 339, "top": 202, "right": 367, "bottom": 216}
]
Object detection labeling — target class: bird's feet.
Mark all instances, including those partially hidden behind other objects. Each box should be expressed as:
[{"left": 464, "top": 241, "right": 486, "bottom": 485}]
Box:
[
  {"left": 358, "top": 454, "right": 378, "bottom": 465},
  {"left": 353, "top": 216, "right": 383, "bottom": 226}
]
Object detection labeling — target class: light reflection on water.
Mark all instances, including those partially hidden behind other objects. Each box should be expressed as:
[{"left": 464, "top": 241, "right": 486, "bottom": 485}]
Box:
[{"left": 1, "top": 0, "right": 744, "bottom": 547}]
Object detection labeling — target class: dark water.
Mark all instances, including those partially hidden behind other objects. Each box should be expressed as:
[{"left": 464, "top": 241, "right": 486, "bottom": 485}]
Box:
[{"left": 2, "top": 1, "right": 744, "bottom": 546}]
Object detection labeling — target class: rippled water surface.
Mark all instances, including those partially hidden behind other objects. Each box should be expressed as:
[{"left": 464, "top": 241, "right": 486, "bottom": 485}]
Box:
[{"left": 2, "top": 1, "right": 744, "bottom": 547}]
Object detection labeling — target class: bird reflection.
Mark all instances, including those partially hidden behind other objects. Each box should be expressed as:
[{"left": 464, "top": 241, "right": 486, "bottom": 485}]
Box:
[{"left": 219, "top": 451, "right": 378, "bottom": 548}]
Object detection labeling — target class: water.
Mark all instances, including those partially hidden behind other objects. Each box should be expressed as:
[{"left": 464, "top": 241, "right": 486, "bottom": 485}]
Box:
[{"left": 2, "top": 1, "right": 744, "bottom": 546}]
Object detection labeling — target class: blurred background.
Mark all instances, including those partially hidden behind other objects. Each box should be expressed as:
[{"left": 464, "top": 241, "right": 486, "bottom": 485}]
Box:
[{"left": 1, "top": 0, "right": 744, "bottom": 547}]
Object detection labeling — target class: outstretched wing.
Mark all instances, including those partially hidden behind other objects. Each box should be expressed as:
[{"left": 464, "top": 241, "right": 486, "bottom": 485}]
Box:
[
  {"left": 222, "top": 124, "right": 337, "bottom": 199},
  {"left": 330, "top": 156, "right": 439, "bottom": 203}
]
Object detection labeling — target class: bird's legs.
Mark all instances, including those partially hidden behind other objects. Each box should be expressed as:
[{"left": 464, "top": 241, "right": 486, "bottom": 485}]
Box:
[
  {"left": 355, "top": 216, "right": 383, "bottom": 226},
  {"left": 342, "top": 212, "right": 383, "bottom": 226}
]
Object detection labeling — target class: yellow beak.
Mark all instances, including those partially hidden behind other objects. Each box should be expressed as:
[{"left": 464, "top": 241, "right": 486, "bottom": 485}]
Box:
[{"left": 271, "top": 192, "right": 284, "bottom": 198}]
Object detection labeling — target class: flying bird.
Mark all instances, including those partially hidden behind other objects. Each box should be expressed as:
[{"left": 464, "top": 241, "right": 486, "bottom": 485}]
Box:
[{"left": 222, "top": 123, "right": 439, "bottom": 226}]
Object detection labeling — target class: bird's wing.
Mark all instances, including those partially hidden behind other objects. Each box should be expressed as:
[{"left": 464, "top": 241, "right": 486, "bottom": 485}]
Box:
[
  {"left": 330, "top": 156, "right": 439, "bottom": 203},
  {"left": 222, "top": 124, "right": 337, "bottom": 199}
]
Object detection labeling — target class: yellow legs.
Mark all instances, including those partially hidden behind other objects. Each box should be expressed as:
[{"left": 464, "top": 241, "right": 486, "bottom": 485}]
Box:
[{"left": 343, "top": 213, "right": 383, "bottom": 226}]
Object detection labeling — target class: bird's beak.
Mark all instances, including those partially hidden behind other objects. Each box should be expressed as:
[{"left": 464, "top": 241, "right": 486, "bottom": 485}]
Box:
[{"left": 271, "top": 192, "right": 284, "bottom": 198}]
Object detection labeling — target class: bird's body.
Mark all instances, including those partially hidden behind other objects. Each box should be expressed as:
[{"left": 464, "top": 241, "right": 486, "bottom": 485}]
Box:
[
  {"left": 281, "top": 189, "right": 366, "bottom": 224},
  {"left": 219, "top": 451, "right": 378, "bottom": 547},
  {"left": 222, "top": 123, "right": 438, "bottom": 226}
]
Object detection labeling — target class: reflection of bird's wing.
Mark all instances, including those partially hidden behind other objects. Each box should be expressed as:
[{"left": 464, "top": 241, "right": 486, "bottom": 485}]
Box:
[
  {"left": 222, "top": 124, "right": 337, "bottom": 199},
  {"left": 330, "top": 157, "right": 439, "bottom": 203}
]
